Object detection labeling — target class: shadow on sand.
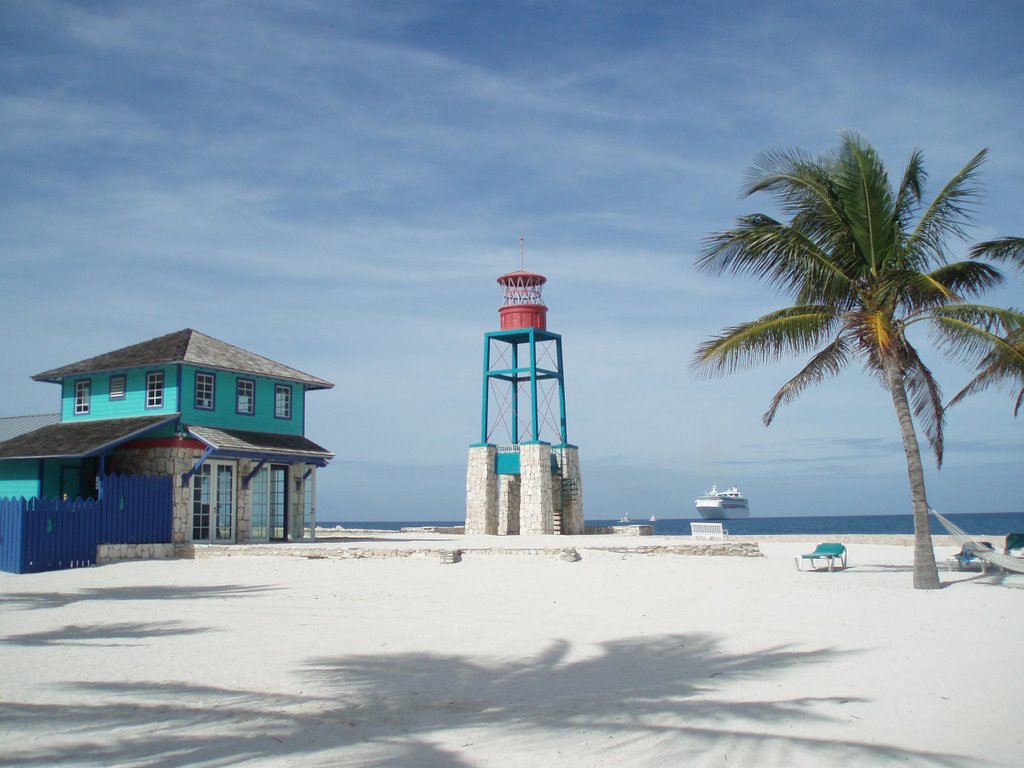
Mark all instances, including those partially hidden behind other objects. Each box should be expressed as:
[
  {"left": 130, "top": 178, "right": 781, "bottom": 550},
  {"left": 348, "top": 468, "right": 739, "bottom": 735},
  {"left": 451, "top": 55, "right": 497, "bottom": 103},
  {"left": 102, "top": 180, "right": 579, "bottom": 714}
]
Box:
[
  {"left": 0, "top": 632, "right": 970, "bottom": 767},
  {"left": 1, "top": 620, "right": 211, "bottom": 647},
  {"left": 0, "top": 583, "right": 279, "bottom": 611}
]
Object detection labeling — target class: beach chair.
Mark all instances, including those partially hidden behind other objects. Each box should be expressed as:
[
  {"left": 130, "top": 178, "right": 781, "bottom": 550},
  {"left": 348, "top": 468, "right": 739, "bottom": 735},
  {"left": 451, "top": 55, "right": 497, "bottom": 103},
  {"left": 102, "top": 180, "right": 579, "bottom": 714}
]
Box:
[
  {"left": 947, "top": 541, "right": 995, "bottom": 573},
  {"left": 796, "top": 543, "right": 847, "bottom": 572}
]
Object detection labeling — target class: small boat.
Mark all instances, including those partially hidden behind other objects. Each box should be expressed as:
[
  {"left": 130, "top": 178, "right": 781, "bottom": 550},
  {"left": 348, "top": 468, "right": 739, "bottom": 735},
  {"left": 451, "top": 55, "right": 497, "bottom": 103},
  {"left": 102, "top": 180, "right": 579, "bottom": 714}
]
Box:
[
  {"left": 694, "top": 484, "right": 750, "bottom": 520},
  {"left": 649, "top": 515, "right": 657, "bottom": 522},
  {"left": 619, "top": 513, "right": 631, "bottom": 523}
]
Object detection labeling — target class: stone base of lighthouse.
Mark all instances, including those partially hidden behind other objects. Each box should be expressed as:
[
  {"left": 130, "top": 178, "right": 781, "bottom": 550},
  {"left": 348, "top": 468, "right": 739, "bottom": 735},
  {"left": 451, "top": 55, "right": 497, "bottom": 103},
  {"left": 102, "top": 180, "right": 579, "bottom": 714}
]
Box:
[{"left": 465, "top": 443, "right": 584, "bottom": 535}]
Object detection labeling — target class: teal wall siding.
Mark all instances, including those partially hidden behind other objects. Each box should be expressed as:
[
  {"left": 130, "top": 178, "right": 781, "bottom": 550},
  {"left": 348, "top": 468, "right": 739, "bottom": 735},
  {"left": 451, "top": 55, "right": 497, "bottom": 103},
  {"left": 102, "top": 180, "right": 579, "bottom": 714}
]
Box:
[
  {"left": 0, "top": 460, "right": 40, "bottom": 499},
  {"left": 61, "top": 366, "right": 178, "bottom": 422},
  {"left": 40, "top": 458, "right": 93, "bottom": 499},
  {"left": 53, "top": 364, "right": 307, "bottom": 436},
  {"left": 179, "top": 365, "right": 305, "bottom": 435},
  {"left": 0, "top": 459, "right": 88, "bottom": 500}
]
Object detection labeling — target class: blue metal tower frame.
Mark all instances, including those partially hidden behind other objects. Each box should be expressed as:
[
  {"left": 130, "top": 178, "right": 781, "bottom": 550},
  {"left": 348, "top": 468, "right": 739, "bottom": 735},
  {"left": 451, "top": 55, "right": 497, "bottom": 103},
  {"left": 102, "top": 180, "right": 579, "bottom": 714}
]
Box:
[{"left": 479, "top": 327, "right": 567, "bottom": 447}]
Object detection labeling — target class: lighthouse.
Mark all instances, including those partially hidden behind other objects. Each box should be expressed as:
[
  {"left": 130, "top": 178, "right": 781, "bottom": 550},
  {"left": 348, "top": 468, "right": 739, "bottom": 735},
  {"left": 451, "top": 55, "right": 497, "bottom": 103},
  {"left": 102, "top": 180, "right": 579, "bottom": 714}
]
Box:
[{"left": 465, "top": 256, "right": 584, "bottom": 535}]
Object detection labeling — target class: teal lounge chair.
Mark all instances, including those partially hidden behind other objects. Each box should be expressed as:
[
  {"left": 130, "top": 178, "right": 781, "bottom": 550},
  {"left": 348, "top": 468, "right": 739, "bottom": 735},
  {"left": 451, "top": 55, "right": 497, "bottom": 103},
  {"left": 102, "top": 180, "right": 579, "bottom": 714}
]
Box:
[{"left": 797, "top": 543, "right": 847, "bottom": 572}]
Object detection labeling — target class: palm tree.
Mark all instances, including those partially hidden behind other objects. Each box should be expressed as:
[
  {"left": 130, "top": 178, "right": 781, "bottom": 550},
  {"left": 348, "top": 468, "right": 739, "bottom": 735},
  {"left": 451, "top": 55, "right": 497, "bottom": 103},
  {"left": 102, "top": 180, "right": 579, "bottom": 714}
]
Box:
[{"left": 691, "top": 132, "right": 1024, "bottom": 590}]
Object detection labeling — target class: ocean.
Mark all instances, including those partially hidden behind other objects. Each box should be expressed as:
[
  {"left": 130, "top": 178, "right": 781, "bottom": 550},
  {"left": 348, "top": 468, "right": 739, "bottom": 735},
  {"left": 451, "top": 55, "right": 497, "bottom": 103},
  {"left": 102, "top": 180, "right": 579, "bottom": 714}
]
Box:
[{"left": 321, "top": 511, "right": 1024, "bottom": 536}]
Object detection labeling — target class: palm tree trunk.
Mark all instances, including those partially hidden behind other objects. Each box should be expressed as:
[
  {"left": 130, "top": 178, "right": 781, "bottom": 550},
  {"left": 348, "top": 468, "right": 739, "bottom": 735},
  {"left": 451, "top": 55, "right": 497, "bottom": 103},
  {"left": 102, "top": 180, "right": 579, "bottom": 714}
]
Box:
[{"left": 887, "top": 368, "right": 941, "bottom": 589}]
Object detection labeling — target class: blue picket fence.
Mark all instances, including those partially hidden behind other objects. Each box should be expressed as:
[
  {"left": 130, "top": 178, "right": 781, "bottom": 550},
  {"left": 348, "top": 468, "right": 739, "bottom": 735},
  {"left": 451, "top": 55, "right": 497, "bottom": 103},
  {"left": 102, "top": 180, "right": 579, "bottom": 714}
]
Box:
[{"left": 0, "top": 474, "right": 173, "bottom": 574}]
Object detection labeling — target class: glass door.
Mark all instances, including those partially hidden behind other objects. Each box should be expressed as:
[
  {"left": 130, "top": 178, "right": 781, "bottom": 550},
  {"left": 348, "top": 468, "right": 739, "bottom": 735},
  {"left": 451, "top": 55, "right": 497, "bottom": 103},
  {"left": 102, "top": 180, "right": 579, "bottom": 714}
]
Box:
[
  {"left": 192, "top": 462, "right": 235, "bottom": 543},
  {"left": 269, "top": 465, "right": 287, "bottom": 541},
  {"left": 250, "top": 465, "right": 288, "bottom": 541},
  {"left": 215, "top": 464, "right": 234, "bottom": 541},
  {"left": 251, "top": 467, "right": 269, "bottom": 541}
]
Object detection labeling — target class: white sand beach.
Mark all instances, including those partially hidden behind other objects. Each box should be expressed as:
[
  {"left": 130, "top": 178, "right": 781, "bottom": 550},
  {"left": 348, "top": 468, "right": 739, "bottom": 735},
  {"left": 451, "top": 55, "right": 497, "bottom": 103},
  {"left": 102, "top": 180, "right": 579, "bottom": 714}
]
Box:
[{"left": 2, "top": 534, "right": 1021, "bottom": 767}]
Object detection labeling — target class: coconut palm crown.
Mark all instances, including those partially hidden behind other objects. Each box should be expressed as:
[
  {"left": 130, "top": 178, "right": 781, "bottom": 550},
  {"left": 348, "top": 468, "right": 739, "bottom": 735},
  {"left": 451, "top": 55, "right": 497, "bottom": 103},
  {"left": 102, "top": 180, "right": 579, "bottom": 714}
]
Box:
[{"left": 692, "top": 132, "right": 1024, "bottom": 590}]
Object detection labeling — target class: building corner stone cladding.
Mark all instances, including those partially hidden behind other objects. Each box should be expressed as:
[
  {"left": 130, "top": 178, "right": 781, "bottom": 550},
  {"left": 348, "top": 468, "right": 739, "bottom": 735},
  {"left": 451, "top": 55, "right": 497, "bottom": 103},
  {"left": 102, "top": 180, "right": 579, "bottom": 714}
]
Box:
[
  {"left": 518, "top": 443, "right": 554, "bottom": 535},
  {"left": 553, "top": 445, "right": 584, "bottom": 535},
  {"left": 465, "top": 445, "right": 497, "bottom": 535},
  {"left": 465, "top": 443, "right": 585, "bottom": 536}
]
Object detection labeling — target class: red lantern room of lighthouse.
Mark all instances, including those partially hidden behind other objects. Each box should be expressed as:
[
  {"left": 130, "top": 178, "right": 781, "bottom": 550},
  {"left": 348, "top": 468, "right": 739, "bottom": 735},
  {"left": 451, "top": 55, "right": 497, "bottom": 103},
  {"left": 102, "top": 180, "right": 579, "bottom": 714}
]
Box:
[{"left": 466, "top": 251, "right": 584, "bottom": 536}]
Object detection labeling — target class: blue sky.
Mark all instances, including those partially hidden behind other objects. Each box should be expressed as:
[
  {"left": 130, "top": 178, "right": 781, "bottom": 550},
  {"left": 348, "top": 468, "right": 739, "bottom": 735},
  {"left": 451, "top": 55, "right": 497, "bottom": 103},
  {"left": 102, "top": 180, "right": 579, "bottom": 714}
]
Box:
[{"left": 2, "top": 0, "right": 1022, "bottom": 520}]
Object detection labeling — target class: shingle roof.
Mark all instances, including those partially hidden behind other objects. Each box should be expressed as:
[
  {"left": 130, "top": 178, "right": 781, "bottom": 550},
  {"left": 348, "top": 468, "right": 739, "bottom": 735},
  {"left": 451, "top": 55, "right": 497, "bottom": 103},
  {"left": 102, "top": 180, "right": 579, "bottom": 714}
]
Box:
[
  {"left": 188, "top": 426, "right": 334, "bottom": 463},
  {"left": 0, "top": 413, "right": 60, "bottom": 443},
  {"left": 0, "top": 415, "right": 179, "bottom": 460},
  {"left": 32, "top": 329, "right": 333, "bottom": 390}
]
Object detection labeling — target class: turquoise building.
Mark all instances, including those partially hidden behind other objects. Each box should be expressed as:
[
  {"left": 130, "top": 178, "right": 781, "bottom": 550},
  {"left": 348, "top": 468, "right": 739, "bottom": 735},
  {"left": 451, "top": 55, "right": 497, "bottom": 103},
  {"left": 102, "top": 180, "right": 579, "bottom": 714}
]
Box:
[{"left": 0, "top": 329, "right": 333, "bottom": 543}]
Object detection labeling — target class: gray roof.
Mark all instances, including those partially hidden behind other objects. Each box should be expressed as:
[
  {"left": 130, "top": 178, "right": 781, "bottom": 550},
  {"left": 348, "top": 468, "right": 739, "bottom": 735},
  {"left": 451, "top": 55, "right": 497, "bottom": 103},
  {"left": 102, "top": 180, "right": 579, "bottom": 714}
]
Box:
[
  {"left": 0, "top": 413, "right": 60, "bottom": 443},
  {"left": 188, "top": 425, "right": 334, "bottom": 464},
  {"left": 32, "top": 329, "right": 333, "bottom": 390},
  {"left": 0, "top": 415, "right": 178, "bottom": 460}
]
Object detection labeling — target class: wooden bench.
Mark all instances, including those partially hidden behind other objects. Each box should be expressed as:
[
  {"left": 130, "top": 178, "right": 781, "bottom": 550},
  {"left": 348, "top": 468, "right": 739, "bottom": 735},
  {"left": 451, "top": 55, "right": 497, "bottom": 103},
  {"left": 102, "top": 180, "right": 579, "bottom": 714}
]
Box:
[{"left": 690, "top": 522, "right": 727, "bottom": 540}]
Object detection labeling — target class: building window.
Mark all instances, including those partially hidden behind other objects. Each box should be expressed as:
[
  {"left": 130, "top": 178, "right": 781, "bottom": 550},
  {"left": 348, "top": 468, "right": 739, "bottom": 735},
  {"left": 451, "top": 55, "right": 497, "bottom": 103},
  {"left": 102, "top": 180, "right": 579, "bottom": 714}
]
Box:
[
  {"left": 237, "top": 379, "right": 255, "bottom": 415},
  {"left": 146, "top": 371, "right": 164, "bottom": 409},
  {"left": 195, "top": 372, "right": 215, "bottom": 410},
  {"left": 109, "top": 374, "right": 126, "bottom": 401},
  {"left": 274, "top": 384, "right": 292, "bottom": 419},
  {"left": 74, "top": 379, "right": 91, "bottom": 415}
]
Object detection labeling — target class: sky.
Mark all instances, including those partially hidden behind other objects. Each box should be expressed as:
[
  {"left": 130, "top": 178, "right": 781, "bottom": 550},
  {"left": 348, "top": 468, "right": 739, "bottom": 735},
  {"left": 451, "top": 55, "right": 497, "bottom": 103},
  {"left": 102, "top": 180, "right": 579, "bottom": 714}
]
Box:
[{"left": 2, "top": 0, "right": 1022, "bottom": 521}]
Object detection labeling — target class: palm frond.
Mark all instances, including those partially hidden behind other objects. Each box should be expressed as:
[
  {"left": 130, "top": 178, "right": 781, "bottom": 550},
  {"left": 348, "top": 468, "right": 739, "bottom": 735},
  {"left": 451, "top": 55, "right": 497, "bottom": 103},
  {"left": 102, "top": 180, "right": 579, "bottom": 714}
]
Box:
[
  {"left": 698, "top": 215, "right": 855, "bottom": 303},
  {"left": 904, "top": 148, "right": 988, "bottom": 269},
  {"left": 887, "top": 262, "right": 1005, "bottom": 313},
  {"left": 833, "top": 133, "right": 897, "bottom": 274},
  {"left": 691, "top": 306, "right": 842, "bottom": 378},
  {"left": 924, "top": 261, "right": 1004, "bottom": 299},
  {"left": 947, "top": 327, "right": 1024, "bottom": 416},
  {"left": 742, "top": 147, "right": 851, "bottom": 243},
  {"left": 926, "top": 304, "right": 1024, "bottom": 369},
  {"left": 893, "top": 147, "right": 926, "bottom": 231},
  {"left": 762, "top": 335, "right": 852, "bottom": 426},
  {"left": 969, "top": 236, "right": 1024, "bottom": 272}
]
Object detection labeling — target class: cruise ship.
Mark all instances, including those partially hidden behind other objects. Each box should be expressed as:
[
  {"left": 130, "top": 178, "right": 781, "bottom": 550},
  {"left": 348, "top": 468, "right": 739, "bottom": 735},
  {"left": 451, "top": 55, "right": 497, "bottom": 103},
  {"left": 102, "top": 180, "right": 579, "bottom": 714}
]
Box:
[{"left": 694, "top": 485, "right": 750, "bottom": 520}]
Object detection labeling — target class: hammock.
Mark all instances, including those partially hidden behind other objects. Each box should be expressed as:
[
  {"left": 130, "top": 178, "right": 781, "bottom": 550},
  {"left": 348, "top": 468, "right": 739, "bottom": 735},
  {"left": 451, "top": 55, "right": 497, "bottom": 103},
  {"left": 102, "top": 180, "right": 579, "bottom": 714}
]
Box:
[{"left": 930, "top": 508, "right": 1024, "bottom": 575}]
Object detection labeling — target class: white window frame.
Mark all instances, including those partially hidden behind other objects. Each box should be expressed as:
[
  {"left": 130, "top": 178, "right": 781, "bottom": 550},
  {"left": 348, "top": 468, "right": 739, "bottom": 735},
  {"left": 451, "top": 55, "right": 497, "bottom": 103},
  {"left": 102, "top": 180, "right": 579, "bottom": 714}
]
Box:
[
  {"left": 236, "top": 378, "right": 255, "bottom": 416},
  {"left": 274, "top": 384, "right": 292, "bottom": 420},
  {"left": 146, "top": 371, "right": 164, "bottom": 409},
  {"left": 195, "top": 372, "right": 215, "bottom": 411},
  {"left": 74, "top": 379, "right": 91, "bottom": 415}
]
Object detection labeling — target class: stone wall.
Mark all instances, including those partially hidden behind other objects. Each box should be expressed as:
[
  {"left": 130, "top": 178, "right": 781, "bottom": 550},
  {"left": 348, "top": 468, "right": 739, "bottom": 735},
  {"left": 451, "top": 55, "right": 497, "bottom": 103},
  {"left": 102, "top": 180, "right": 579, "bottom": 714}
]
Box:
[
  {"left": 97, "top": 543, "right": 176, "bottom": 564},
  {"left": 235, "top": 459, "right": 254, "bottom": 542},
  {"left": 498, "top": 474, "right": 521, "bottom": 535},
  {"left": 552, "top": 445, "right": 584, "bottom": 534},
  {"left": 519, "top": 443, "right": 553, "bottom": 535},
  {"left": 466, "top": 443, "right": 587, "bottom": 536},
  {"left": 599, "top": 542, "right": 763, "bottom": 557},
  {"left": 465, "top": 445, "right": 498, "bottom": 534},
  {"left": 585, "top": 525, "right": 654, "bottom": 536}
]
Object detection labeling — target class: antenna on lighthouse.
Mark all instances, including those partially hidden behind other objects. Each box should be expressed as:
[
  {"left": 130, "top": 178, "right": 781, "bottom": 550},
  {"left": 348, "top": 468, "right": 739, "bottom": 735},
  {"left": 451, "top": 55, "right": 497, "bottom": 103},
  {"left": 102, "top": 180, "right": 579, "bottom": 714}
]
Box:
[{"left": 519, "top": 236, "right": 525, "bottom": 271}]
